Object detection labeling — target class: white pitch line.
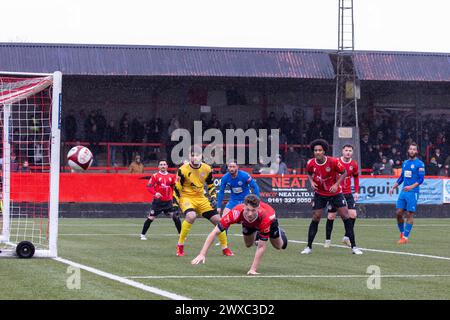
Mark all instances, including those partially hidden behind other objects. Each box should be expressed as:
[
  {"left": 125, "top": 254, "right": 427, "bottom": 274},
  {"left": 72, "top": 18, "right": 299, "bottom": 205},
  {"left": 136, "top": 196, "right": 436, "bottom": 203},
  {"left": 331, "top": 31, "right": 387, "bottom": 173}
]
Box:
[
  {"left": 59, "top": 234, "right": 144, "bottom": 236},
  {"left": 279, "top": 224, "right": 450, "bottom": 228},
  {"left": 59, "top": 233, "right": 209, "bottom": 236},
  {"left": 59, "top": 224, "right": 143, "bottom": 227},
  {"left": 53, "top": 257, "right": 191, "bottom": 300},
  {"left": 59, "top": 224, "right": 450, "bottom": 228},
  {"left": 231, "top": 234, "right": 450, "bottom": 261},
  {"left": 288, "top": 239, "right": 450, "bottom": 261},
  {"left": 125, "top": 274, "right": 450, "bottom": 279},
  {"left": 59, "top": 232, "right": 450, "bottom": 261}
]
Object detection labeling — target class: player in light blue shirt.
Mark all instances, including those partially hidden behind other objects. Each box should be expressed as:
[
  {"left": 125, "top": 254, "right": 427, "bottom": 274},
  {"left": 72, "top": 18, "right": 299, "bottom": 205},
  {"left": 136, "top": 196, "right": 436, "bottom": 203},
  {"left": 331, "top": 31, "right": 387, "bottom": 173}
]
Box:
[
  {"left": 217, "top": 159, "right": 260, "bottom": 218},
  {"left": 389, "top": 142, "right": 425, "bottom": 244}
]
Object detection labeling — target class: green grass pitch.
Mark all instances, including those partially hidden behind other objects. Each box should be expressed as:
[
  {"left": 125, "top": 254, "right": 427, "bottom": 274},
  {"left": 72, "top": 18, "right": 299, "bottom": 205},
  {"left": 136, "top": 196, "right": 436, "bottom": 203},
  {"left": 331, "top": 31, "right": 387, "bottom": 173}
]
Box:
[{"left": 1, "top": 218, "right": 450, "bottom": 300}]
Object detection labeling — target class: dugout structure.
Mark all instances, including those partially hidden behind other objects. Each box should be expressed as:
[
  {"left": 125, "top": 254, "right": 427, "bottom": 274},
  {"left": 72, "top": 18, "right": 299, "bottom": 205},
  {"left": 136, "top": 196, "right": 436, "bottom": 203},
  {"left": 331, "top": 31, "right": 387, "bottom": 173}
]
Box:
[{"left": 0, "top": 71, "right": 62, "bottom": 258}]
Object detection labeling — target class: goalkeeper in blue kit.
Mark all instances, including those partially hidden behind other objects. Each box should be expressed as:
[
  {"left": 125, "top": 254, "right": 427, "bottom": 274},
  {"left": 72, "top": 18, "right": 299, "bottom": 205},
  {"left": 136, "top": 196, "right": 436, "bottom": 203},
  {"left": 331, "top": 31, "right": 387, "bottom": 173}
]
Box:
[{"left": 389, "top": 142, "right": 425, "bottom": 244}]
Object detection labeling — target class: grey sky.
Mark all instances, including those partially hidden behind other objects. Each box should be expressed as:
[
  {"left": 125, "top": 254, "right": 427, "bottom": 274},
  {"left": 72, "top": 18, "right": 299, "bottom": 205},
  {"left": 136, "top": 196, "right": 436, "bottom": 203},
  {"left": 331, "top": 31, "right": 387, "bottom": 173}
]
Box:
[{"left": 2, "top": 0, "right": 449, "bottom": 53}]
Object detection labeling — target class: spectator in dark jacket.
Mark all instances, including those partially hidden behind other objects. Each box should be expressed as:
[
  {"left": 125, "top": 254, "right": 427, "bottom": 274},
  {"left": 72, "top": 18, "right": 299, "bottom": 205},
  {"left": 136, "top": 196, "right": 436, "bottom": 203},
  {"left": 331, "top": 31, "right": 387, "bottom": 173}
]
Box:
[
  {"left": 10, "top": 153, "right": 19, "bottom": 172},
  {"left": 105, "top": 120, "right": 120, "bottom": 166},
  {"left": 63, "top": 109, "right": 77, "bottom": 141},
  {"left": 432, "top": 148, "right": 445, "bottom": 175},
  {"left": 21, "top": 160, "right": 31, "bottom": 172},
  {"left": 120, "top": 117, "right": 133, "bottom": 167},
  {"left": 285, "top": 147, "right": 301, "bottom": 172},
  {"left": 360, "top": 134, "right": 371, "bottom": 168}
]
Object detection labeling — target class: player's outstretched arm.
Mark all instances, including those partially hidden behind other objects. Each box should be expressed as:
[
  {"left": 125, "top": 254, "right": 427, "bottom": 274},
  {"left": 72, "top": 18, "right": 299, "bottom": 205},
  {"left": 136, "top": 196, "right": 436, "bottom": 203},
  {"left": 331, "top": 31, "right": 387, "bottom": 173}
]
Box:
[
  {"left": 191, "top": 226, "right": 222, "bottom": 265},
  {"left": 248, "top": 239, "right": 268, "bottom": 275}
]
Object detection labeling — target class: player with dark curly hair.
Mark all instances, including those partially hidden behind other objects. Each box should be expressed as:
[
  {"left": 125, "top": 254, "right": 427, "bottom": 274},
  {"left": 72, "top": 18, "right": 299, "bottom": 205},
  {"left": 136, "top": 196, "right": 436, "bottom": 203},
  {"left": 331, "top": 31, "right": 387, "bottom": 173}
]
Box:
[{"left": 300, "top": 139, "right": 362, "bottom": 255}]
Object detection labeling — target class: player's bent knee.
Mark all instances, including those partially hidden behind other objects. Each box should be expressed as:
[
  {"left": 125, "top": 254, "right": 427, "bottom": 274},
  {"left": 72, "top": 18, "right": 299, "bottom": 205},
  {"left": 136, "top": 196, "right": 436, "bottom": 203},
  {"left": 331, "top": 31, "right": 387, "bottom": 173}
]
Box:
[
  {"left": 312, "top": 211, "right": 322, "bottom": 221},
  {"left": 327, "top": 213, "right": 336, "bottom": 220},
  {"left": 338, "top": 210, "right": 349, "bottom": 220},
  {"left": 184, "top": 210, "right": 196, "bottom": 223},
  {"left": 243, "top": 236, "right": 255, "bottom": 247},
  {"left": 203, "top": 210, "right": 219, "bottom": 222},
  {"left": 271, "top": 239, "right": 282, "bottom": 250},
  {"left": 348, "top": 210, "right": 357, "bottom": 219}
]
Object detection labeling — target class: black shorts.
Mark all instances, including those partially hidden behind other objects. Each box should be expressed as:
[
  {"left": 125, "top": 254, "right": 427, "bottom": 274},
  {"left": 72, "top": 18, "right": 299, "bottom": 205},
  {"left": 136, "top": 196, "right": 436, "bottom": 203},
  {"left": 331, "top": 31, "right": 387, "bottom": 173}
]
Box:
[
  {"left": 328, "top": 193, "right": 356, "bottom": 212},
  {"left": 148, "top": 200, "right": 177, "bottom": 217},
  {"left": 312, "top": 193, "right": 347, "bottom": 210},
  {"left": 242, "top": 219, "right": 280, "bottom": 241}
]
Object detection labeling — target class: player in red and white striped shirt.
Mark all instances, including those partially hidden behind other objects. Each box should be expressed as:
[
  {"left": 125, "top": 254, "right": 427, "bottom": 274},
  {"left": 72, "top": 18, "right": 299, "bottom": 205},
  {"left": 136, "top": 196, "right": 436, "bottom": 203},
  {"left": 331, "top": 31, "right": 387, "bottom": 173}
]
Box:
[
  {"left": 325, "top": 144, "right": 360, "bottom": 248},
  {"left": 140, "top": 160, "right": 181, "bottom": 240}
]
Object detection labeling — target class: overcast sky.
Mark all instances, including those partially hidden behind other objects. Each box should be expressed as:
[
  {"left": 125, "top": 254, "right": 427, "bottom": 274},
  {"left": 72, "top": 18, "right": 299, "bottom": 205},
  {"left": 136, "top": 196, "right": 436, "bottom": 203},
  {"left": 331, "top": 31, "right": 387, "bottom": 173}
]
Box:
[{"left": 2, "top": 0, "right": 449, "bottom": 53}]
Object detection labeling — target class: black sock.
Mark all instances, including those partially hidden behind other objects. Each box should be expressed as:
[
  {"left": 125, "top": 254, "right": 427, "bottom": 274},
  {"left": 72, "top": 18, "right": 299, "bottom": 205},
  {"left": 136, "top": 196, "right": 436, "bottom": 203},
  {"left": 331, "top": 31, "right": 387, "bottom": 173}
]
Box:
[
  {"left": 343, "top": 218, "right": 356, "bottom": 248},
  {"left": 326, "top": 219, "right": 334, "bottom": 240},
  {"left": 345, "top": 218, "right": 356, "bottom": 237},
  {"left": 307, "top": 220, "right": 319, "bottom": 248},
  {"left": 172, "top": 215, "right": 182, "bottom": 234},
  {"left": 280, "top": 228, "right": 288, "bottom": 249},
  {"left": 141, "top": 218, "right": 152, "bottom": 235}
]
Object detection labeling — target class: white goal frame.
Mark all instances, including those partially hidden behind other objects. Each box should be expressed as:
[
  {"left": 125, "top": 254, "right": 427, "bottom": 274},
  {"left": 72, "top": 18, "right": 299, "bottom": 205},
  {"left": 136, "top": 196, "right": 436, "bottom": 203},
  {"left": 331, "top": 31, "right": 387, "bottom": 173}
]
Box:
[{"left": 0, "top": 71, "right": 61, "bottom": 258}]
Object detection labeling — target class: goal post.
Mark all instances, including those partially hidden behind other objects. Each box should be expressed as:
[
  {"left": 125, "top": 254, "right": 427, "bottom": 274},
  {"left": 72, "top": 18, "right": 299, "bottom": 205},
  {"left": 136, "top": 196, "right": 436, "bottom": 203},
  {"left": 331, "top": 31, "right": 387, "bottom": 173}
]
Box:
[{"left": 0, "top": 71, "right": 62, "bottom": 258}]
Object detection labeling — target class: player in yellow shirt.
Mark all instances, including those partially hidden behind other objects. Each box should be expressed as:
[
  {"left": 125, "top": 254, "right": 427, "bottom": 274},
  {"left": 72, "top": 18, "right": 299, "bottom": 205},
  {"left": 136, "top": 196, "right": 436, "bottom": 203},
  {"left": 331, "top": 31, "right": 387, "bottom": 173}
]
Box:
[{"left": 173, "top": 146, "right": 234, "bottom": 257}]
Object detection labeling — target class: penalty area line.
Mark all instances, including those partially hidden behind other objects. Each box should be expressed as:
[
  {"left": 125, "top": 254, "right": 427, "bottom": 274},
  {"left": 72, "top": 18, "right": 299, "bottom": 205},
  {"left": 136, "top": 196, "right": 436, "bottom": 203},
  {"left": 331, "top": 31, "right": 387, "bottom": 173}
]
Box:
[
  {"left": 289, "top": 239, "right": 450, "bottom": 261},
  {"left": 59, "top": 233, "right": 209, "bottom": 236},
  {"left": 231, "top": 234, "right": 450, "bottom": 261},
  {"left": 53, "top": 257, "right": 191, "bottom": 300},
  {"left": 124, "top": 274, "right": 450, "bottom": 279}
]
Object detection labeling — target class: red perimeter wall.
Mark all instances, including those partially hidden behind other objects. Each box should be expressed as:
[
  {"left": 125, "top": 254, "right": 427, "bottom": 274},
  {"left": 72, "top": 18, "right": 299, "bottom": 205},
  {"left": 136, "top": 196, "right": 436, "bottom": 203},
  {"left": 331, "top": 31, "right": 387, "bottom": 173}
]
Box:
[
  {"left": 10, "top": 173, "right": 150, "bottom": 203},
  {"left": 10, "top": 173, "right": 443, "bottom": 203}
]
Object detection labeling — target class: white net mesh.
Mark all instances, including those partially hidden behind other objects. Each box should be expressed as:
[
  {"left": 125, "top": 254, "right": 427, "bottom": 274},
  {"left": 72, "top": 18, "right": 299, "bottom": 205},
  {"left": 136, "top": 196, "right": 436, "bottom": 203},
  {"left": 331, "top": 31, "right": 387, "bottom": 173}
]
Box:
[{"left": 0, "top": 75, "right": 56, "bottom": 254}]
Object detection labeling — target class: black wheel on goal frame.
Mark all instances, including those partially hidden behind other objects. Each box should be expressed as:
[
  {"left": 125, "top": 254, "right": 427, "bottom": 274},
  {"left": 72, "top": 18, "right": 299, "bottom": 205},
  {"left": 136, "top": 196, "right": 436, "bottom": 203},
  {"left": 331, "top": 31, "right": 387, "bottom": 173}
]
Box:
[{"left": 16, "top": 241, "right": 35, "bottom": 259}]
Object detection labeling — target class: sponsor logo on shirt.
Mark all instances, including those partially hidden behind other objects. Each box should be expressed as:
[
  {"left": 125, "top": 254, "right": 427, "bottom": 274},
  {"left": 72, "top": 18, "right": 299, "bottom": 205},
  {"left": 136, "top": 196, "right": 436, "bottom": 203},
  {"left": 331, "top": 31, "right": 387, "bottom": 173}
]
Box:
[{"left": 232, "top": 187, "right": 243, "bottom": 193}]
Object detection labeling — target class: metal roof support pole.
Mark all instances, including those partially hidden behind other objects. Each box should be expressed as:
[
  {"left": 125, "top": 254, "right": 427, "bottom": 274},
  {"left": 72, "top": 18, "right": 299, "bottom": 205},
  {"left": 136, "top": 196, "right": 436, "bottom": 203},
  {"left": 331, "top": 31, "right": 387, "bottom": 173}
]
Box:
[{"left": 333, "top": 0, "right": 361, "bottom": 170}]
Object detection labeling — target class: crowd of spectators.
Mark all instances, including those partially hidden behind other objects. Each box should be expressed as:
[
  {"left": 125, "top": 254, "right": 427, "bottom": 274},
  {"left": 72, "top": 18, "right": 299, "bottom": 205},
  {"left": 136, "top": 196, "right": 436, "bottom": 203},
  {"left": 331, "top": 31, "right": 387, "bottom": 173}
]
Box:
[
  {"left": 359, "top": 113, "right": 450, "bottom": 176},
  {"left": 62, "top": 108, "right": 450, "bottom": 176}
]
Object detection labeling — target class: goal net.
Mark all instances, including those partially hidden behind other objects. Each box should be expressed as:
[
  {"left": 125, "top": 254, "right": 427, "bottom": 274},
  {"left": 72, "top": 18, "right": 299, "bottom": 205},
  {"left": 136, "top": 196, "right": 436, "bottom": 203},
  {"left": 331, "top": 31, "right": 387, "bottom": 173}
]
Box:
[{"left": 0, "top": 72, "right": 61, "bottom": 258}]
